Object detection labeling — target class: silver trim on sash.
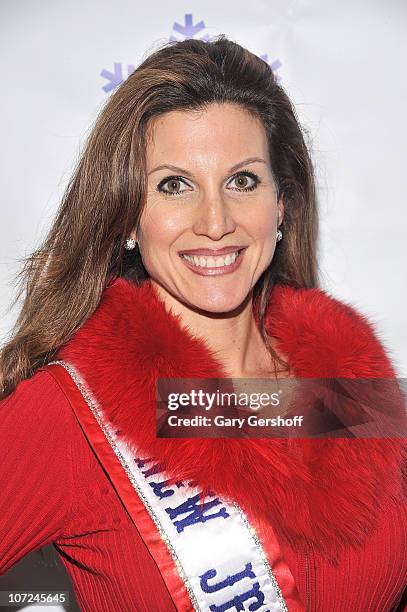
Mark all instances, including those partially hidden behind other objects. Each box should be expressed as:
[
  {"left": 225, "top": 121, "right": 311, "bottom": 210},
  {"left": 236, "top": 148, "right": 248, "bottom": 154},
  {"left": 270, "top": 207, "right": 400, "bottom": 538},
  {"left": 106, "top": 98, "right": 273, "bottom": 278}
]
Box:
[{"left": 49, "top": 360, "right": 288, "bottom": 612}]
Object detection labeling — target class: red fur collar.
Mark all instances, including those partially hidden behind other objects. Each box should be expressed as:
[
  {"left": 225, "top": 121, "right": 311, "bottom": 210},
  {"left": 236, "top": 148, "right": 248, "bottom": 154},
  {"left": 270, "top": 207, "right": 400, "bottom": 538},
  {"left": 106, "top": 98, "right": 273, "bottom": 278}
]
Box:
[{"left": 56, "top": 278, "right": 405, "bottom": 561}]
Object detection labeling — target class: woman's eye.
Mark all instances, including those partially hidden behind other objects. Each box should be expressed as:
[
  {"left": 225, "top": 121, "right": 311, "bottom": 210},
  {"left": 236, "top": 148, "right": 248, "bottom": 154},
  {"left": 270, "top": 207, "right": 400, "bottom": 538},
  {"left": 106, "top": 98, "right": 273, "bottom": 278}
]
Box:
[
  {"left": 157, "top": 176, "right": 190, "bottom": 197},
  {"left": 228, "top": 171, "right": 260, "bottom": 192}
]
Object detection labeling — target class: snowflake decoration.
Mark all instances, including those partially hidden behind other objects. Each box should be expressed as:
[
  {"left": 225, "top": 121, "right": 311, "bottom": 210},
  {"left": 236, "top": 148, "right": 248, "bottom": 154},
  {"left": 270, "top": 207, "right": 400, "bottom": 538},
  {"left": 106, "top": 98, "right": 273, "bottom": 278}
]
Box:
[{"left": 101, "top": 13, "right": 282, "bottom": 93}]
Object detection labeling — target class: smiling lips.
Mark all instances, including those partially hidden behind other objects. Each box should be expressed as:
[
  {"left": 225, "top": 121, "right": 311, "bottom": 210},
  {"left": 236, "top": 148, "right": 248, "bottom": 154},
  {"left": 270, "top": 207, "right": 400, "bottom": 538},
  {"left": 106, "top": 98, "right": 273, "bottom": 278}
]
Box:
[{"left": 179, "top": 246, "right": 246, "bottom": 276}]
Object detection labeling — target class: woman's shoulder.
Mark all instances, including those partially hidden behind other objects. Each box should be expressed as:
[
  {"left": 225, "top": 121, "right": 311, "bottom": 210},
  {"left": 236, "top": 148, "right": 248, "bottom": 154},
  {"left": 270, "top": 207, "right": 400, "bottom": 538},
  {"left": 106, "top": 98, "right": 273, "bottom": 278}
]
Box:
[
  {"left": 0, "top": 367, "right": 73, "bottom": 423},
  {"left": 269, "top": 283, "right": 399, "bottom": 378},
  {"left": 0, "top": 367, "right": 93, "bottom": 477},
  {"left": 272, "top": 283, "right": 391, "bottom": 337},
  {"left": 0, "top": 365, "right": 106, "bottom": 508}
]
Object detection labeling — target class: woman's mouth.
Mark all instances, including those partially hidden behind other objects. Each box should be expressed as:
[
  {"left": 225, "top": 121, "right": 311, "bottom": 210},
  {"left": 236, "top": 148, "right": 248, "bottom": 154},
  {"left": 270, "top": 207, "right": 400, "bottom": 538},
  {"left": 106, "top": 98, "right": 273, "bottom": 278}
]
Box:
[{"left": 179, "top": 248, "right": 246, "bottom": 276}]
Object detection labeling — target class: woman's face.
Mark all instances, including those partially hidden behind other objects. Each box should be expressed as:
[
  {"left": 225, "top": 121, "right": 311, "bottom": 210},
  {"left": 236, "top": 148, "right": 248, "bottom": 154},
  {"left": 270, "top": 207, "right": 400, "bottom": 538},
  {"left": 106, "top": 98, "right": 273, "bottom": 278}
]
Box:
[{"left": 137, "top": 102, "right": 284, "bottom": 313}]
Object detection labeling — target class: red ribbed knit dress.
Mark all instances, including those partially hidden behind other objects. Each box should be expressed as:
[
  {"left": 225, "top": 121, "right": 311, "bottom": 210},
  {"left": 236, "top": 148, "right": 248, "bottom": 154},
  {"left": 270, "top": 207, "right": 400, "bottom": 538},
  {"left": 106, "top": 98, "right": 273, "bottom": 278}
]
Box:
[{"left": 1, "top": 368, "right": 406, "bottom": 611}]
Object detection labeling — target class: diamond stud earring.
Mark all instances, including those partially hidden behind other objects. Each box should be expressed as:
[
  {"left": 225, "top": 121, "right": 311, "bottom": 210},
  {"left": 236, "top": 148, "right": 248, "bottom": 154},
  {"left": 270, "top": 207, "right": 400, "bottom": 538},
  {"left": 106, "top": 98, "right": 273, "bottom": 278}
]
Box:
[
  {"left": 276, "top": 228, "right": 283, "bottom": 242},
  {"left": 124, "top": 237, "right": 137, "bottom": 250}
]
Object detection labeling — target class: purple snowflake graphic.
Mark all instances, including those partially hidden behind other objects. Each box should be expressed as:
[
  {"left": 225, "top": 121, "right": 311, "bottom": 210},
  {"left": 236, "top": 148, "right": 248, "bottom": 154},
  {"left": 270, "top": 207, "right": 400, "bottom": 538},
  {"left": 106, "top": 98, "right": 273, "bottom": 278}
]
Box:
[{"left": 100, "top": 13, "right": 282, "bottom": 93}]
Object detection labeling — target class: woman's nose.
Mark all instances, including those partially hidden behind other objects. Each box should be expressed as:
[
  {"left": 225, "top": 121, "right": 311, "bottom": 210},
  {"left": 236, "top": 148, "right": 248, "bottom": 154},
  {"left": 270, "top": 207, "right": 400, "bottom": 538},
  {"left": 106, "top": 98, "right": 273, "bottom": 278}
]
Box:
[{"left": 191, "top": 196, "right": 237, "bottom": 240}]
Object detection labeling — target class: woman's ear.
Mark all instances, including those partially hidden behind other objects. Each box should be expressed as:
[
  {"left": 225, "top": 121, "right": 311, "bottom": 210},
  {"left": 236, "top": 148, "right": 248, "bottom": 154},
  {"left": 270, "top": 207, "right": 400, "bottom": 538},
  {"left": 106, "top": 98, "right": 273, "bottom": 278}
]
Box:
[{"left": 277, "top": 198, "right": 284, "bottom": 227}]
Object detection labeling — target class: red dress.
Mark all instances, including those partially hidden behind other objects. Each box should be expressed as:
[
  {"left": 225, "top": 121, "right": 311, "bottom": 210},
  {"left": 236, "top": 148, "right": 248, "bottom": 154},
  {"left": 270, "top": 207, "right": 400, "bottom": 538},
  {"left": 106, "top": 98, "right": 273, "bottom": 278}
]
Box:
[{"left": 0, "top": 278, "right": 406, "bottom": 611}]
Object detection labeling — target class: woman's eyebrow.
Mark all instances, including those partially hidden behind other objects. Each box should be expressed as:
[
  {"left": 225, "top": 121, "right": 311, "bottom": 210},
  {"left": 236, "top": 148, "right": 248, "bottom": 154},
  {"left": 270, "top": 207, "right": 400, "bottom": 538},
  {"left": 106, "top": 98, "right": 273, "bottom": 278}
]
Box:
[{"left": 148, "top": 156, "right": 267, "bottom": 177}]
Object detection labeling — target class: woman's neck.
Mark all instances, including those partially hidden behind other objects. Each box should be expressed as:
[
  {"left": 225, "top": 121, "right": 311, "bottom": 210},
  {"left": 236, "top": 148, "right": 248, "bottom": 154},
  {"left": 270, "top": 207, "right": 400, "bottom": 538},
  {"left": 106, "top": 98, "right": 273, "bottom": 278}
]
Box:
[{"left": 150, "top": 281, "right": 282, "bottom": 378}]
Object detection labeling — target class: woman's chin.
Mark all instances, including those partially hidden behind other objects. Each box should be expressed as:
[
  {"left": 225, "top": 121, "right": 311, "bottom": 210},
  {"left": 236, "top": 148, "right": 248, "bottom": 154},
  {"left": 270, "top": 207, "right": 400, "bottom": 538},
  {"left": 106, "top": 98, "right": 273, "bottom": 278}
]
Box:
[
  {"left": 150, "top": 278, "right": 252, "bottom": 315},
  {"left": 184, "top": 291, "right": 249, "bottom": 315}
]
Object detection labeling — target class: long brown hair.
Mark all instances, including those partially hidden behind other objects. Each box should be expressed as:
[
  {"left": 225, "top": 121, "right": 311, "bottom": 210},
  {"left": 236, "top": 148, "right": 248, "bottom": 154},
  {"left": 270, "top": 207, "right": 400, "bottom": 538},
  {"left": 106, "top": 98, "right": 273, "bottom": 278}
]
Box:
[{"left": 0, "top": 35, "right": 319, "bottom": 399}]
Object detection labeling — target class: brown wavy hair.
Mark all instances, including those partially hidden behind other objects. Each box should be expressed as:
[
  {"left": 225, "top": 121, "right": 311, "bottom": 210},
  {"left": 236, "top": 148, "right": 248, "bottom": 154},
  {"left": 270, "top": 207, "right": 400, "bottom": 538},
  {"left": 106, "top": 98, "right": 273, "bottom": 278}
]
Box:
[{"left": 0, "top": 34, "right": 319, "bottom": 399}]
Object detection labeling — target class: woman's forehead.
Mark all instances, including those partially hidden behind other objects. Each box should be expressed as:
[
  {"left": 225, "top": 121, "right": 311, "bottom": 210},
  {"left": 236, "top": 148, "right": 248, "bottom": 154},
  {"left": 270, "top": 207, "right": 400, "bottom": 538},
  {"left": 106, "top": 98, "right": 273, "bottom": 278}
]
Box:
[{"left": 145, "top": 104, "right": 268, "bottom": 170}]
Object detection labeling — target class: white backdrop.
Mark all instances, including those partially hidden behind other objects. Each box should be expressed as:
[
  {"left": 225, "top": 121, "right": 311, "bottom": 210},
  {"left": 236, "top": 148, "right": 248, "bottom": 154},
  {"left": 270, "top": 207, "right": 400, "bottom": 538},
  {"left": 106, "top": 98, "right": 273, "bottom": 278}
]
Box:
[{"left": 1, "top": 0, "right": 406, "bottom": 374}]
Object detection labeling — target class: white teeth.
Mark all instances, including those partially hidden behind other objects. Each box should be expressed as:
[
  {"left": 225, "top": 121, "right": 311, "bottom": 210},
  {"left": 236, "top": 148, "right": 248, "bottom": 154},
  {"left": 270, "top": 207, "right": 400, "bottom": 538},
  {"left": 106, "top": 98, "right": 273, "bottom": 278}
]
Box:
[{"left": 182, "top": 250, "right": 240, "bottom": 268}]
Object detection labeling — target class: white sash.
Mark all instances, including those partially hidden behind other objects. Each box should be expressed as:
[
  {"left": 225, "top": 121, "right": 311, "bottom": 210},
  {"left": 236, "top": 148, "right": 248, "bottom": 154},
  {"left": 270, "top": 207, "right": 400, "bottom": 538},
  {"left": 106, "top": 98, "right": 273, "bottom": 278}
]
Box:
[{"left": 48, "top": 360, "right": 299, "bottom": 612}]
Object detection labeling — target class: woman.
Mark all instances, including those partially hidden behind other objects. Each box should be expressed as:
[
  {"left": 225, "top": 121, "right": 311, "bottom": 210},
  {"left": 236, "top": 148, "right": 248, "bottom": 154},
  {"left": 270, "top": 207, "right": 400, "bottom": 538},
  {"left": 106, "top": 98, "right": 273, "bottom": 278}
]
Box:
[{"left": 0, "top": 36, "right": 406, "bottom": 611}]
